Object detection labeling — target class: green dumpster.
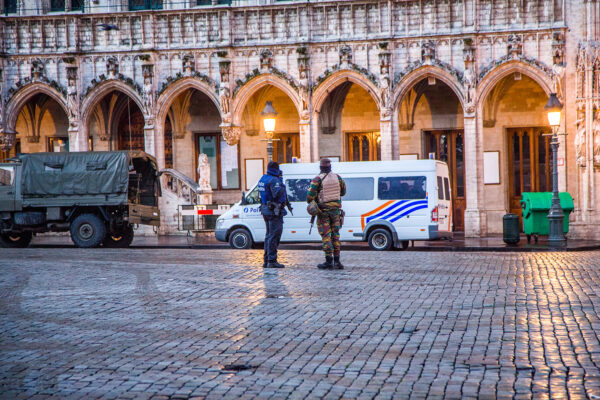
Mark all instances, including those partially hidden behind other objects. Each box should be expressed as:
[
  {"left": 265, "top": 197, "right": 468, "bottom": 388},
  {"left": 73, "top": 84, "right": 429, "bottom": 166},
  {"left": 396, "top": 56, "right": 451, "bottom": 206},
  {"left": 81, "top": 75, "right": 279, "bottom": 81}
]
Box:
[{"left": 520, "top": 192, "right": 574, "bottom": 243}]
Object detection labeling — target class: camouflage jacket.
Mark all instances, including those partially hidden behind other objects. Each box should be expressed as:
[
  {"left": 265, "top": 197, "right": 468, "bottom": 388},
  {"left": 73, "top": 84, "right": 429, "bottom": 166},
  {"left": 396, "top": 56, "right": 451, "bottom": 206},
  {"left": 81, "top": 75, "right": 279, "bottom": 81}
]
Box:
[{"left": 306, "top": 173, "right": 346, "bottom": 211}]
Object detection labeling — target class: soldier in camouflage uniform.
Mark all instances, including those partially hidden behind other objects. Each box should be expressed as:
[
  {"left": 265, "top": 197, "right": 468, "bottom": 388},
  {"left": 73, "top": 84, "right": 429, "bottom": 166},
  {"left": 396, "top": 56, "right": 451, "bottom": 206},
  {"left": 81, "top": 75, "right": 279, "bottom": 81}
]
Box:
[{"left": 306, "top": 158, "right": 346, "bottom": 269}]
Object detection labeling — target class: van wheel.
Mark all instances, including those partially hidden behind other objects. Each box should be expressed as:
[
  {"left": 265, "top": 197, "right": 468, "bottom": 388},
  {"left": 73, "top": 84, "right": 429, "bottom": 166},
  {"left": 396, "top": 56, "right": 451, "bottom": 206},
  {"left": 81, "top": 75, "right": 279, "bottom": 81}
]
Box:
[
  {"left": 0, "top": 231, "right": 33, "bottom": 248},
  {"left": 229, "top": 228, "right": 253, "bottom": 249},
  {"left": 368, "top": 228, "right": 393, "bottom": 251},
  {"left": 70, "top": 213, "right": 106, "bottom": 248},
  {"left": 103, "top": 225, "right": 134, "bottom": 248}
]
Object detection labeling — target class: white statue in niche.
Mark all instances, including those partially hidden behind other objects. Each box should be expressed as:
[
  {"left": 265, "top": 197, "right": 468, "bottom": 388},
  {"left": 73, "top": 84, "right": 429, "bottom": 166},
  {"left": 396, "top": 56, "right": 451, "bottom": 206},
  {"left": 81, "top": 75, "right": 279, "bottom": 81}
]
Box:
[{"left": 198, "top": 153, "right": 212, "bottom": 192}]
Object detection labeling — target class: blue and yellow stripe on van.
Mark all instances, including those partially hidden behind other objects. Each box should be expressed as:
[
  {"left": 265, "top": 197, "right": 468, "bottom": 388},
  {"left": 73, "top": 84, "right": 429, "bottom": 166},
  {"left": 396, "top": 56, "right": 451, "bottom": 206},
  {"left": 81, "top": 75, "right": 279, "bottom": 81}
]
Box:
[{"left": 361, "top": 199, "right": 429, "bottom": 230}]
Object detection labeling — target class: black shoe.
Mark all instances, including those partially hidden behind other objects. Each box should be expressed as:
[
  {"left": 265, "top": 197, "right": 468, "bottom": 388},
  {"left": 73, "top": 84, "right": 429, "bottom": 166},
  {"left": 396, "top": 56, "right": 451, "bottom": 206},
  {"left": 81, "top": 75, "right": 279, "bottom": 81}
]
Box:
[
  {"left": 333, "top": 255, "right": 344, "bottom": 270},
  {"left": 317, "top": 256, "right": 333, "bottom": 269},
  {"left": 266, "top": 261, "right": 285, "bottom": 268},
  {"left": 262, "top": 262, "right": 267, "bottom": 268}
]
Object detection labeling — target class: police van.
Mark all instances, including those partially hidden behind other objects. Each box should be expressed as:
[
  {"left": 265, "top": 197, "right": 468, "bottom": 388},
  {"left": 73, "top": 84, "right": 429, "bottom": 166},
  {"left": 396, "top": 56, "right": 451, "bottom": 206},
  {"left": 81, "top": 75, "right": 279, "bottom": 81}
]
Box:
[{"left": 215, "top": 160, "right": 453, "bottom": 251}]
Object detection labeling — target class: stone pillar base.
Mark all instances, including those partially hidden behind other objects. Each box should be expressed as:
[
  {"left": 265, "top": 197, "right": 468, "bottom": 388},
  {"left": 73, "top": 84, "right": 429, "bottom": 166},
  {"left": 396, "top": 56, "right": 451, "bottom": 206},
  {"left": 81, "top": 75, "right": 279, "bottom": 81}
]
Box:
[
  {"left": 464, "top": 209, "right": 485, "bottom": 237},
  {"left": 198, "top": 192, "right": 213, "bottom": 205}
]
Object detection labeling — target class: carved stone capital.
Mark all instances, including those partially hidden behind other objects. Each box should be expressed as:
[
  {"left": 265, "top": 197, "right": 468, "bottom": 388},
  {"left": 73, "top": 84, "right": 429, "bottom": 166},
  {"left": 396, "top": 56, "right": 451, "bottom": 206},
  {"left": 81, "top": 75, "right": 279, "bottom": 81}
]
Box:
[
  {"left": 0, "top": 130, "right": 16, "bottom": 152},
  {"left": 26, "top": 135, "right": 40, "bottom": 143},
  {"left": 398, "top": 123, "right": 414, "bottom": 131},
  {"left": 245, "top": 129, "right": 259, "bottom": 137},
  {"left": 221, "top": 124, "right": 242, "bottom": 145},
  {"left": 483, "top": 120, "right": 496, "bottom": 128}
]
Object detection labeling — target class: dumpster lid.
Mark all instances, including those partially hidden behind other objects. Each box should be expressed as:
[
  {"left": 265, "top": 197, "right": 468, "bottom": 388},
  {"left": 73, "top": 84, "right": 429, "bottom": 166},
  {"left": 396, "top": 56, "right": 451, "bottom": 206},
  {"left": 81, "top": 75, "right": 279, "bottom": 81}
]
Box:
[{"left": 521, "top": 192, "right": 574, "bottom": 211}]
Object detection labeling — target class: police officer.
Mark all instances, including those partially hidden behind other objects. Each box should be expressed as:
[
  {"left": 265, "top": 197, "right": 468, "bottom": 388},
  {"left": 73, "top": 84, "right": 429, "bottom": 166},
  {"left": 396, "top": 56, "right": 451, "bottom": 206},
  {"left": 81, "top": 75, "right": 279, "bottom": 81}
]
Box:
[
  {"left": 258, "top": 161, "right": 287, "bottom": 268},
  {"left": 306, "top": 158, "right": 346, "bottom": 269}
]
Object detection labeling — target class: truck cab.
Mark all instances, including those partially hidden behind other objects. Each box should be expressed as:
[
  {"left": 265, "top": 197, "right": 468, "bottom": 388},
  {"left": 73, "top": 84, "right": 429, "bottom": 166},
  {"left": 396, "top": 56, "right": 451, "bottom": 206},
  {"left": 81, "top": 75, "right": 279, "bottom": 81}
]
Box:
[{"left": 0, "top": 151, "right": 161, "bottom": 248}]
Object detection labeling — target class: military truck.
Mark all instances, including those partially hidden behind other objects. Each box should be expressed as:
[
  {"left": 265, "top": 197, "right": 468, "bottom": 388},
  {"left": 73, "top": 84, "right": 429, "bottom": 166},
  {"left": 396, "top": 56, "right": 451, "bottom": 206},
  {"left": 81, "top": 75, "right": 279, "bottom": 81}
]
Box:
[{"left": 0, "top": 151, "right": 161, "bottom": 248}]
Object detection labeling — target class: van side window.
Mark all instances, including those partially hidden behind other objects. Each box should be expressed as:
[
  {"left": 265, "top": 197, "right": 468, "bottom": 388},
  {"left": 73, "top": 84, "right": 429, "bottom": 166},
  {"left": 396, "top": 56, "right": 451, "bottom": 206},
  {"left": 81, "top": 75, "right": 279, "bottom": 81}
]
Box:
[
  {"left": 443, "top": 178, "right": 451, "bottom": 200},
  {"left": 0, "top": 166, "right": 14, "bottom": 186},
  {"left": 437, "top": 176, "right": 444, "bottom": 200},
  {"left": 285, "top": 179, "right": 311, "bottom": 202},
  {"left": 344, "top": 178, "right": 374, "bottom": 201},
  {"left": 378, "top": 176, "right": 427, "bottom": 200}
]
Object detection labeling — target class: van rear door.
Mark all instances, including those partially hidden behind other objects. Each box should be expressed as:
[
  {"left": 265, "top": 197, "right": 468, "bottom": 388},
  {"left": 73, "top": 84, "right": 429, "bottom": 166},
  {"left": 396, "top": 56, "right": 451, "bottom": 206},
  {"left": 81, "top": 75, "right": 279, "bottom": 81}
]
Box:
[{"left": 436, "top": 163, "right": 452, "bottom": 233}]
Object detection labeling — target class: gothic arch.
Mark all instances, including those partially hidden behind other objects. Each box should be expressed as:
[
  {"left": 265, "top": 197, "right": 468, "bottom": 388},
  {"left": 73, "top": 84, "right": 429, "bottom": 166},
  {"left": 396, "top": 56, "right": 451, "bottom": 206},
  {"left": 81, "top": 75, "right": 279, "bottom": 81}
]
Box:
[
  {"left": 312, "top": 70, "right": 381, "bottom": 113},
  {"left": 477, "top": 60, "right": 553, "bottom": 105},
  {"left": 81, "top": 80, "right": 146, "bottom": 130},
  {"left": 155, "top": 77, "right": 220, "bottom": 127},
  {"left": 231, "top": 74, "right": 301, "bottom": 126},
  {"left": 392, "top": 65, "right": 466, "bottom": 112},
  {"left": 5, "top": 82, "right": 68, "bottom": 131}
]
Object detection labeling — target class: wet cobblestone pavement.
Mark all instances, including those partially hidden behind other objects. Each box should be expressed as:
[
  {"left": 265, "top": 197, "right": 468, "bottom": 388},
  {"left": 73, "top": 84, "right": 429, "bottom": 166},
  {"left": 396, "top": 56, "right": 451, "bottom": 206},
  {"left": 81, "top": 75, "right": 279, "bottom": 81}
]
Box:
[{"left": 2, "top": 249, "right": 600, "bottom": 399}]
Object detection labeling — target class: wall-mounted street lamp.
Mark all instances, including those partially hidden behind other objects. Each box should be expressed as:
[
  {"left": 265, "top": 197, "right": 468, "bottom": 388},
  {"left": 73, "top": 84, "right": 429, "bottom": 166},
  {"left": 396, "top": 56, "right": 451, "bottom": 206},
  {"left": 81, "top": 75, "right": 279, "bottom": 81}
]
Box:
[
  {"left": 544, "top": 92, "right": 565, "bottom": 243},
  {"left": 261, "top": 101, "right": 278, "bottom": 162}
]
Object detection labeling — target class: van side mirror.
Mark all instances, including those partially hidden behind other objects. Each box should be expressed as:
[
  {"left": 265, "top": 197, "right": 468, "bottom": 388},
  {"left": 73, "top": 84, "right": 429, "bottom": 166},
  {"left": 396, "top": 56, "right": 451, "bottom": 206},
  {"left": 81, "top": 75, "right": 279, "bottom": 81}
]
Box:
[{"left": 240, "top": 191, "right": 248, "bottom": 205}]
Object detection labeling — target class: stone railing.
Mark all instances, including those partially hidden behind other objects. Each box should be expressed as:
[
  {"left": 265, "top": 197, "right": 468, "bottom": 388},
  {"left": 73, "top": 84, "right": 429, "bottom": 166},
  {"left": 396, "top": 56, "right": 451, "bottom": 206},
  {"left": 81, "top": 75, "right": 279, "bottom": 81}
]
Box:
[
  {"left": 0, "top": 0, "right": 565, "bottom": 55},
  {"left": 160, "top": 168, "right": 203, "bottom": 205}
]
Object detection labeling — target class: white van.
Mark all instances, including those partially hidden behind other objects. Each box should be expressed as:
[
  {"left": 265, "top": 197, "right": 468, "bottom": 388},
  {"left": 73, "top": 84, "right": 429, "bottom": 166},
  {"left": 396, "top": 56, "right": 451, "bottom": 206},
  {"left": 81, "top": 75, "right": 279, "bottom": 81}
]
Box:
[{"left": 215, "top": 160, "right": 453, "bottom": 251}]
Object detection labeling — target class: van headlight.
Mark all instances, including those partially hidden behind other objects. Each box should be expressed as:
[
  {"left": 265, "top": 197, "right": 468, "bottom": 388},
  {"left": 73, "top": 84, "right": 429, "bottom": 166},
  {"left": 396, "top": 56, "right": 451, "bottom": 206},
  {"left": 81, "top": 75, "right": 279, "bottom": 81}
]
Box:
[{"left": 216, "top": 218, "right": 224, "bottom": 228}]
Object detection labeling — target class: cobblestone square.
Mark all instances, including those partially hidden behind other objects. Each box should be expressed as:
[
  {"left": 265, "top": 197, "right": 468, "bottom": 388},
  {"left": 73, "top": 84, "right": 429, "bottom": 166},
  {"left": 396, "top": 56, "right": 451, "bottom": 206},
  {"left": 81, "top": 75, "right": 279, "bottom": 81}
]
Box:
[{"left": 2, "top": 248, "right": 600, "bottom": 399}]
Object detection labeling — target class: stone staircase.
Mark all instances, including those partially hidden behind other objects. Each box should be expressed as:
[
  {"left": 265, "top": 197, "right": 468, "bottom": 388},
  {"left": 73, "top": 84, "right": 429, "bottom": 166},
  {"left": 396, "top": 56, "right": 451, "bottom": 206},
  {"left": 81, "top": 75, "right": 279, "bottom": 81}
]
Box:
[{"left": 159, "top": 169, "right": 210, "bottom": 235}]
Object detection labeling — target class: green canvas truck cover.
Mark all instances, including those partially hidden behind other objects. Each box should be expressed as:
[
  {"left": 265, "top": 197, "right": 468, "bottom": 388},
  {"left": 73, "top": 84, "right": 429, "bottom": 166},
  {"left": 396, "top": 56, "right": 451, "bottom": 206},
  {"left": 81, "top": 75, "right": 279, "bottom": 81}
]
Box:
[{"left": 19, "top": 151, "right": 132, "bottom": 196}]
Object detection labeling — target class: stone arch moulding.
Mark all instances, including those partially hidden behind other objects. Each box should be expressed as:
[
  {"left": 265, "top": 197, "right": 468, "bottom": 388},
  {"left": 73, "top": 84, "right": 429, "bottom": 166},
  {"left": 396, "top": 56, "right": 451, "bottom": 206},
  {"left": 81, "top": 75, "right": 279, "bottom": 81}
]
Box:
[
  {"left": 312, "top": 70, "right": 382, "bottom": 114},
  {"left": 155, "top": 77, "right": 221, "bottom": 129},
  {"left": 81, "top": 80, "right": 146, "bottom": 130},
  {"left": 5, "top": 82, "right": 68, "bottom": 131},
  {"left": 392, "top": 65, "right": 466, "bottom": 112},
  {"left": 477, "top": 59, "right": 553, "bottom": 105},
  {"left": 231, "top": 73, "right": 302, "bottom": 126}
]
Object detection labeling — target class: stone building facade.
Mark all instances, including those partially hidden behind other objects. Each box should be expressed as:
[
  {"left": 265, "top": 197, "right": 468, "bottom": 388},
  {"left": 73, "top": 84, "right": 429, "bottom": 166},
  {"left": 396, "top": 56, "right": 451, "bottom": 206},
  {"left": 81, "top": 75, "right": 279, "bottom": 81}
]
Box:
[{"left": 0, "top": 0, "right": 599, "bottom": 237}]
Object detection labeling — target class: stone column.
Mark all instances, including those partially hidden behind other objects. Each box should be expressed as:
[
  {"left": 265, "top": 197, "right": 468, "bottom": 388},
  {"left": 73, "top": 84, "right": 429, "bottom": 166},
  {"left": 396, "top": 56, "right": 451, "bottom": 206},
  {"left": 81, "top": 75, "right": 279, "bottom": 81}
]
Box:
[
  {"left": 144, "top": 123, "right": 156, "bottom": 157},
  {"left": 379, "top": 117, "right": 393, "bottom": 161},
  {"left": 66, "top": 64, "right": 87, "bottom": 151},
  {"left": 154, "top": 122, "right": 165, "bottom": 170},
  {"left": 299, "top": 121, "right": 311, "bottom": 162},
  {"left": 311, "top": 112, "right": 321, "bottom": 162},
  {"left": 463, "top": 114, "right": 484, "bottom": 237}
]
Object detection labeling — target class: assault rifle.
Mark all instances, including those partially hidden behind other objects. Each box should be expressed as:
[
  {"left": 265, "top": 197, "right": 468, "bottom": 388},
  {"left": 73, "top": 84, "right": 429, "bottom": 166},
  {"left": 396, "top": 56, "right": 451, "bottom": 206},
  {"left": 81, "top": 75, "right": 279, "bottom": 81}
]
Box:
[{"left": 309, "top": 215, "right": 316, "bottom": 234}]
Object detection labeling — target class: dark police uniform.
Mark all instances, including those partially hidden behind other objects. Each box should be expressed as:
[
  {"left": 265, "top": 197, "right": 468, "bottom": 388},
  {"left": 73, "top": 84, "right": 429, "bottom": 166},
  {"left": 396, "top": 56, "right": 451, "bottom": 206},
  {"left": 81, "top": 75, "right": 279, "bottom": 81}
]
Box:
[{"left": 258, "top": 162, "right": 287, "bottom": 268}]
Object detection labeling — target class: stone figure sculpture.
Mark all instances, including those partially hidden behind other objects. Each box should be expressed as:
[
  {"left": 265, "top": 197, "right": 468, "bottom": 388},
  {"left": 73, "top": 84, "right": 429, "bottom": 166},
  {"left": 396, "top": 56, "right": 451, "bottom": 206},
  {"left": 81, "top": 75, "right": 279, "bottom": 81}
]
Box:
[
  {"left": 198, "top": 153, "right": 212, "bottom": 191},
  {"left": 575, "top": 117, "right": 586, "bottom": 166},
  {"left": 594, "top": 110, "right": 600, "bottom": 165},
  {"left": 219, "top": 81, "right": 230, "bottom": 122}
]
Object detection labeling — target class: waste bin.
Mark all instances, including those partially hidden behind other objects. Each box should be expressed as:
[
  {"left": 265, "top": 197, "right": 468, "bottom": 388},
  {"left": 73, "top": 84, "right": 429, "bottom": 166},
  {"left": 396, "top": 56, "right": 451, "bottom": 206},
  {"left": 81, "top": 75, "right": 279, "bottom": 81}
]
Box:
[
  {"left": 503, "top": 213, "right": 520, "bottom": 244},
  {"left": 520, "top": 192, "right": 574, "bottom": 243}
]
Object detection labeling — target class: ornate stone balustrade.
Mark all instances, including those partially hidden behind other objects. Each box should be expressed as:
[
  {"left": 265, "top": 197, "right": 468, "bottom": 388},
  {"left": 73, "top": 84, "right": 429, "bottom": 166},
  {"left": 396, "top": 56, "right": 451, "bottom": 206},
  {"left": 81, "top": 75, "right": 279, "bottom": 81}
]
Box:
[{"left": 1, "top": 0, "right": 565, "bottom": 55}]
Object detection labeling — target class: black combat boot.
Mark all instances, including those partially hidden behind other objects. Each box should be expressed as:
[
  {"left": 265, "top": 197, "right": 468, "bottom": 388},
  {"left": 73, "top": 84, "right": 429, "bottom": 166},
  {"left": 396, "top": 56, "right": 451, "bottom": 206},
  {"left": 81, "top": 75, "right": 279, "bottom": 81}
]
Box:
[
  {"left": 333, "top": 255, "right": 344, "bottom": 270},
  {"left": 317, "top": 256, "right": 333, "bottom": 269},
  {"left": 266, "top": 261, "right": 285, "bottom": 268}
]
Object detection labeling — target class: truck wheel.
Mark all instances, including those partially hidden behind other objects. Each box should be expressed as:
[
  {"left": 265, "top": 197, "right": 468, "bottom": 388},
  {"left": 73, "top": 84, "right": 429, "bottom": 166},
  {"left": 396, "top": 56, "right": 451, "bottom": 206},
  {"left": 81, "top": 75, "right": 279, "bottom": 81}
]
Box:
[
  {"left": 0, "top": 231, "right": 33, "bottom": 248},
  {"left": 70, "top": 213, "right": 106, "bottom": 248},
  {"left": 229, "top": 228, "right": 253, "bottom": 249},
  {"left": 368, "top": 228, "right": 393, "bottom": 251},
  {"left": 103, "top": 225, "right": 134, "bottom": 248}
]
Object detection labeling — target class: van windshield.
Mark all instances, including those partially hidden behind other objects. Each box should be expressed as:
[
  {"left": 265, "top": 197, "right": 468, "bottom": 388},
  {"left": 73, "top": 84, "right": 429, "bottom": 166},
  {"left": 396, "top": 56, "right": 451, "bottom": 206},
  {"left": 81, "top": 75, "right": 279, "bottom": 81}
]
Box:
[{"left": 378, "top": 176, "right": 427, "bottom": 200}]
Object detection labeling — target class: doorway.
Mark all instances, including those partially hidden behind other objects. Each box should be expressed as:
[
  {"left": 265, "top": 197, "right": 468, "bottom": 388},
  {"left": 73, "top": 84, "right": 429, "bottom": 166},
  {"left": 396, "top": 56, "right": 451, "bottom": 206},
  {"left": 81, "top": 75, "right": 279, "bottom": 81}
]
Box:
[
  {"left": 424, "top": 130, "right": 465, "bottom": 231},
  {"left": 507, "top": 127, "right": 551, "bottom": 220},
  {"left": 346, "top": 132, "right": 381, "bottom": 162},
  {"left": 273, "top": 132, "right": 299, "bottom": 164}
]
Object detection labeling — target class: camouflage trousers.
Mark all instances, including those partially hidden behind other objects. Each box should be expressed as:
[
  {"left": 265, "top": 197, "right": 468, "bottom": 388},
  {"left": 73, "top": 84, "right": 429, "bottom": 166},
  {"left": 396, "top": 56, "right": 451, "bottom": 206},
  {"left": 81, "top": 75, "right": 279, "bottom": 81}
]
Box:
[{"left": 316, "top": 208, "right": 342, "bottom": 256}]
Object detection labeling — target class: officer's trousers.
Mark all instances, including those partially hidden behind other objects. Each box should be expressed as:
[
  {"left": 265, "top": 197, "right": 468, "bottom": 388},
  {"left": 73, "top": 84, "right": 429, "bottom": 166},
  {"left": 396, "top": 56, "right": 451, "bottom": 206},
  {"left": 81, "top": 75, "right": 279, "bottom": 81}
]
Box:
[{"left": 263, "top": 215, "right": 284, "bottom": 263}]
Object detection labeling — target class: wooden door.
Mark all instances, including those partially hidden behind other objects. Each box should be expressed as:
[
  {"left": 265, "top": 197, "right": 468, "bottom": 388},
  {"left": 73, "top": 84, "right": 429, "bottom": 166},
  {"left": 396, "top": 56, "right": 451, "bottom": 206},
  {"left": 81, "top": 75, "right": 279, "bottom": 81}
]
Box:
[
  {"left": 507, "top": 127, "right": 552, "bottom": 219},
  {"left": 274, "top": 133, "right": 299, "bottom": 164},
  {"left": 424, "top": 130, "right": 466, "bottom": 231},
  {"left": 118, "top": 108, "right": 145, "bottom": 151},
  {"left": 347, "top": 132, "right": 381, "bottom": 161}
]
